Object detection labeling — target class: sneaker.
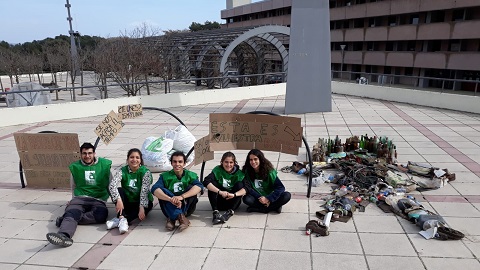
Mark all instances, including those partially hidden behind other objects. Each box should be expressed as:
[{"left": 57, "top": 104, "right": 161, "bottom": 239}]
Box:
[
  {"left": 46, "top": 232, "right": 73, "bottom": 247},
  {"left": 106, "top": 218, "right": 120, "bottom": 230},
  {"left": 275, "top": 206, "right": 283, "bottom": 214},
  {"left": 165, "top": 218, "right": 175, "bottom": 231},
  {"left": 118, "top": 217, "right": 129, "bottom": 234},
  {"left": 212, "top": 210, "right": 224, "bottom": 225},
  {"left": 55, "top": 216, "right": 63, "bottom": 228},
  {"left": 177, "top": 214, "right": 190, "bottom": 232},
  {"left": 221, "top": 209, "right": 234, "bottom": 222}
]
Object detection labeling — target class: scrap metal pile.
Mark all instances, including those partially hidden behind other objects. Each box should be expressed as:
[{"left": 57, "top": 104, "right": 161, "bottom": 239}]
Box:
[{"left": 302, "top": 135, "right": 464, "bottom": 241}]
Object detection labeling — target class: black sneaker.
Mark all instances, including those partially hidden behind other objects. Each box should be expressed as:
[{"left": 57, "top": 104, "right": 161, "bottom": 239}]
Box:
[
  {"left": 221, "top": 209, "right": 234, "bottom": 221},
  {"left": 46, "top": 232, "right": 73, "bottom": 247},
  {"left": 55, "top": 216, "right": 63, "bottom": 227},
  {"left": 275, "top": 206, "right": 283, "bottom": 214},
  {"left": 212, "top": 210, "right": 224, "bottom": 225}
]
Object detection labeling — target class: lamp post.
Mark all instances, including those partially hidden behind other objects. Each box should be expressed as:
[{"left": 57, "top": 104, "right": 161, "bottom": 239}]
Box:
[
  {"left": 65, "top": 0, "right": 79, "bottom": 101},
  {"left": 340, "top": 44, "right": 346, "bottom": 80}
]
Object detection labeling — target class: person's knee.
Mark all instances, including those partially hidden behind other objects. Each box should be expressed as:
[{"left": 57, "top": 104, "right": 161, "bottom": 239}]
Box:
[
  {"left": 93, "top": 207, "right": 108, "bottom": 223},
  {"left": 282, "top": 191, "right": 292, "bottom": 203},
  {"left": 243, "top": 194, "right": 255, "bottom": 205},
  {"left": 64, "top": 209, "right": 82, "bottom": 221}
]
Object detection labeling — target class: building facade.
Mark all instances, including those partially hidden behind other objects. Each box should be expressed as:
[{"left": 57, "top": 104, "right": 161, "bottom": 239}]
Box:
[{"left": 221, "top": 0, "right": 480, "bottom": 92}]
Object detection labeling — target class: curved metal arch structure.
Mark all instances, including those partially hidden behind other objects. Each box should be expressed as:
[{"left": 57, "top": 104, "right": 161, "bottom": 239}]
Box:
[{"left": 145, "top": 25, "right": 290, "bottom": 89}]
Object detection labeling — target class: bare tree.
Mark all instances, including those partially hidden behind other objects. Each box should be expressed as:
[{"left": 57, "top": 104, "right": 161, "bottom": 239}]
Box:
[
  {"left": 43, "top": 40, "right": 70, "bottom": 100},
  {"left": 0, "top": 47, "right": 22, "bottom": 87}
]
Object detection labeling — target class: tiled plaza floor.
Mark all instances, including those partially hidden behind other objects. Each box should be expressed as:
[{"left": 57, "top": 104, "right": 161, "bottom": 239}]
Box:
[{"left": 0, "top": 94, "right": 479, "bottom": 269}]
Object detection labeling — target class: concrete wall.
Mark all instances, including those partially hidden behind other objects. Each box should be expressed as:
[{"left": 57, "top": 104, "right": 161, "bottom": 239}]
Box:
[
  {"left": 332, "top": 82, "right": 480, "bottom": 114},
  {"left": 0, "top": 84, "right": 286, "bottom": 128},
  {"left": 2, "top": 82, "right": 479, "bottom": 127}
]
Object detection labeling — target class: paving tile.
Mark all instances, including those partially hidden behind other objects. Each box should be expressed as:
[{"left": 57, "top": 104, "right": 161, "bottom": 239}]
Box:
[
  {"left": 0, "top": 239, "right": 45, "bottom": 264},
  {"left": 0, "top": 218, "right": 36, "bottom": 238},
  {"left": 149, "top": 247, "right": 209, "bottom": 270},
  {"left": 97, "top": 245, "right": 161, "bottom": 270},
  {"left": 0, "top": 189, "right": 18, "bottom": 199},
  {"left": 257, "top": 250, "right": 310, "bottom": 270},
  {"left": 120, "top": 226, "right": 172, "bottom": 246},
  {"left": 408, "top": 233, "right": 473, "bottom": 258},
  {"left": 213, "top": 227, "right": 263, "bottom": 249},
  {"left": 0, "top": 263, "right": 18, "bottom": 270},
  {"left": 429, "top": 201, "right": 480, "bottom": 217},
  {"left": 354, "top": 215, "right": 404, "bottom": 233},
  {"left": 359, "top": 233, "right": 417, "bottom": 256},
  {"left": 366, "top": 255, "right": 424, "bottom": 270},
  {"left": 451, "top": 172, "right": 480, "bottom": 183},
  {"left": 265, "top": 212, "right": 309, "bottom": 231},
  {"left": 441, "top": 217, "right": 480, "bottom": 236},
  {"left": 0, "top": 189, "right": 48, "bottom": 203},
  {"left": 15, "top": 220, "right": 57, "bottom": 241},
  {"left": 464, "top": 238, "right": 480, "bottom": 259},
  {"left": 26, "top": 242, "right": 93, "bottom": 267},
  {"left": 166, "top": 226, "right": 219, "bottom": 248},
  {"left": 5, "top": 203, "right": 62, "bottom": 221},
  {"left": 262, "top": 229, "right": 310, "bottom": 252},
  {"left": 280, "top": 198, "right": 309, "bottom": 213},
  {"left": 451, "top": 183, "right": 480, "bottom": 196},
  {"left": 223, "top": 211, "right": 267, "bottom": 229},
  {"left": 203, "top": 248, "right": 259, "bottom": 270},
  {"left": 311, "top": 231, "right": 362, "bottom": 254},
  {"left": 420, "top": 183, "right": 461, "bottom": 196},
  {"left": 0, "top": 202, "right": 25, "bottom": 218},
  {"left": 421, "top": 257, "right": 480, "bottom": 270},
  {"left": 30, "top": 191, "right": 71, "bottom": 205},
  {"left": 312, "top": 253, "right": 368, "bottom": 270}
]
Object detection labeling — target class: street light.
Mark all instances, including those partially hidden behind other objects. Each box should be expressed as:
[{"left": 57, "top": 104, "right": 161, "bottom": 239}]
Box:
[{"left": 340, "top": 44, "right": 346, "bottom": 79}]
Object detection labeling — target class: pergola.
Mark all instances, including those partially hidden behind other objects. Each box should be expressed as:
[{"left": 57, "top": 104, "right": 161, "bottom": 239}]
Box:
[{"left": 144, "top": 25, "right": 290, "bottom": 89}]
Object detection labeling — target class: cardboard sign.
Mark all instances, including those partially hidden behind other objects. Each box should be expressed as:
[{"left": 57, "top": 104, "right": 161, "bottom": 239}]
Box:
[
  {"left": 118, "top": 104, "right": 143, "bottom": 120},
  {"left": 209, "top": 113, "right": 303, "bottom": 155},
  {"left": 94, "top": 110, "right": 125, "bottom": 145},
  {"left": 14, "top": 133, "right": 80, "bottom": 188},
  {"left": 194, "top": 135, "right": 214, "bottom": 165}
]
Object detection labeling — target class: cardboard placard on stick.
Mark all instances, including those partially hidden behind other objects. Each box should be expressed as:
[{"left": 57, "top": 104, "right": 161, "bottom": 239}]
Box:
[
  {"left": 14, "top": 133, "right": 80, "bottom": 188},
  {"left": 94, "top": 110, "right": 125, "bottom": 145},
  {"left": 208, "top": 113, "right": 303, "bottom": 155},
  {"left": 194, "top": 135, "right": 214, "bottom": 165},
  {"left": 118, "top": 104, "right": 143, "bottom": 120}
]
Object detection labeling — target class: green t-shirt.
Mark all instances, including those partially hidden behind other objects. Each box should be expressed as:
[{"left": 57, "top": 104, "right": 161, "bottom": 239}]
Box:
[
  {"left": 121, "top": 165, "right": 153, "bottom": 203},
  {"left": 247, "top": 169, "right": 277, "bottom": 197},
  {"left": 161, "top": 170, "right": 198, "bottom": 196},
  {"left": 212, "top": 165, "right": 244, "bottom": 191},
  {"left": 69, "top": 157, "right": 112, "bottom": 201}
]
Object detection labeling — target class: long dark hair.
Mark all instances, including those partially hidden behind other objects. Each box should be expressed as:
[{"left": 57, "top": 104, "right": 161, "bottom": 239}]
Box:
[
  {"left": 127, "top": 148, "right": 144, "bottom": 166},
  {"left": 242, "top": 149, "right": 274, "bottom": 181}
]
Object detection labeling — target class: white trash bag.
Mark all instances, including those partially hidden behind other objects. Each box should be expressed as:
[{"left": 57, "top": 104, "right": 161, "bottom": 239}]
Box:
[
  {"left": 165, "top": 125, "right": 196, "bottom": 164},
  {"left": 142, "top": 136, "right": 174, "bottom": 172}
]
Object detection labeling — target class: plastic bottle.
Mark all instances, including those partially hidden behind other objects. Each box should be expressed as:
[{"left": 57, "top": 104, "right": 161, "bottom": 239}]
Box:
[{"left": 298, "top": 168, "right": 306, "bottom": 175}]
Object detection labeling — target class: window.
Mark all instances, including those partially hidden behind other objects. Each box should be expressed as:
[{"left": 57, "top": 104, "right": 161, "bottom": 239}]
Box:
[
  {"left": 430, "top": 10, "right": 445, "bottom": 23},
  {"left": 452, "top": 9, "right": 466, "bottom": 21},
  {"left": 405, "top": 67, "right": 413, "bottom": 76},
  {"left": 411, "top": 14, "right": 419, "bottom": 25},
  {"left": 367, "top": 41, "right": 376, "bottom": 51},
  {"left": 386, "top": 41, "right": 394, "bottom": 51},
  {"left": 388, "top": 16, "right": 397, "bottom": 26}
]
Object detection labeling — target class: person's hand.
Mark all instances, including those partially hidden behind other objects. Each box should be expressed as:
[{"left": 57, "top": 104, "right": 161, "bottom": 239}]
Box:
[
  {"left": 219, "top": 191, "right": 228, "bottom": 198},
  {"left": 225, "top": 193, "right": 235, "bottom": 200},
  {"left": 116, "top": 199, "right": 124, "bottom": 214},
  {"left": 138, "top": 206, "right": 146, "bottom": 220},
  {"left": 170, "top": 196, "right": 182, "bottom": 208},
  {"left": 258, "top": 196, "right": 270, "bottom": 206}
]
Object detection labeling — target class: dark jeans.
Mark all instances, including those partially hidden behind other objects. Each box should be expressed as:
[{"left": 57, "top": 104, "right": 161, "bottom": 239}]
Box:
[
  {"left": 58, "top": 196, "right": 108, "bottom": 238},
  {"left": 242, "top": 191, "right": 291, "bottom": 213},
  {"left": 207, "top": 181, "right": 243, "bottom": 211},
  {"left": 116, "top": 187, "right": 153, "bottom": 224},
  {"left": 158, "top": 185, "right": 199, "bottom": 220}
]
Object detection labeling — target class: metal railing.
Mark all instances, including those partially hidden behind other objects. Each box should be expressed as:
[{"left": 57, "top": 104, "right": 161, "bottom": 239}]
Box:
[{"left": 332, "top": 70, "right": 479, "bottom": 95}]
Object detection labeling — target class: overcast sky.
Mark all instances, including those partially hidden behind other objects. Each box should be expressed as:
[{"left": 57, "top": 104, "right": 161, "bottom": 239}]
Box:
[{"left": 0, "top": 0, "right": 244, "bottom": 44}]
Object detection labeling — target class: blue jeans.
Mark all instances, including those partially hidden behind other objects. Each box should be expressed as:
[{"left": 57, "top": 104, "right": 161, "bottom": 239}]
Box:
[{"left": 158, "top": 186, "right": 198, "bottom": 220}]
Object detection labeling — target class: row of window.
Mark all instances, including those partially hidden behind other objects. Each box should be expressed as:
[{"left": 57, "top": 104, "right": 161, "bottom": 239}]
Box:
[
  {"left": 330, "top": 8, "right": 478, "bottom": 30},
  {"left": 226, "top": 7, "right": 291, "bottom": 24},
  {"left": 331, "top": 40, "right": 480, "bottom": 52}
]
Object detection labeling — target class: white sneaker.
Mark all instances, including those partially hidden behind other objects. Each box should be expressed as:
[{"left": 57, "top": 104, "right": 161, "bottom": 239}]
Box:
[
  {"left": 118, "top": 217, "right": 129, "bottom": 234},
  {"left": 106, "top": 217, "right": 120, "bottom": 230}
]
